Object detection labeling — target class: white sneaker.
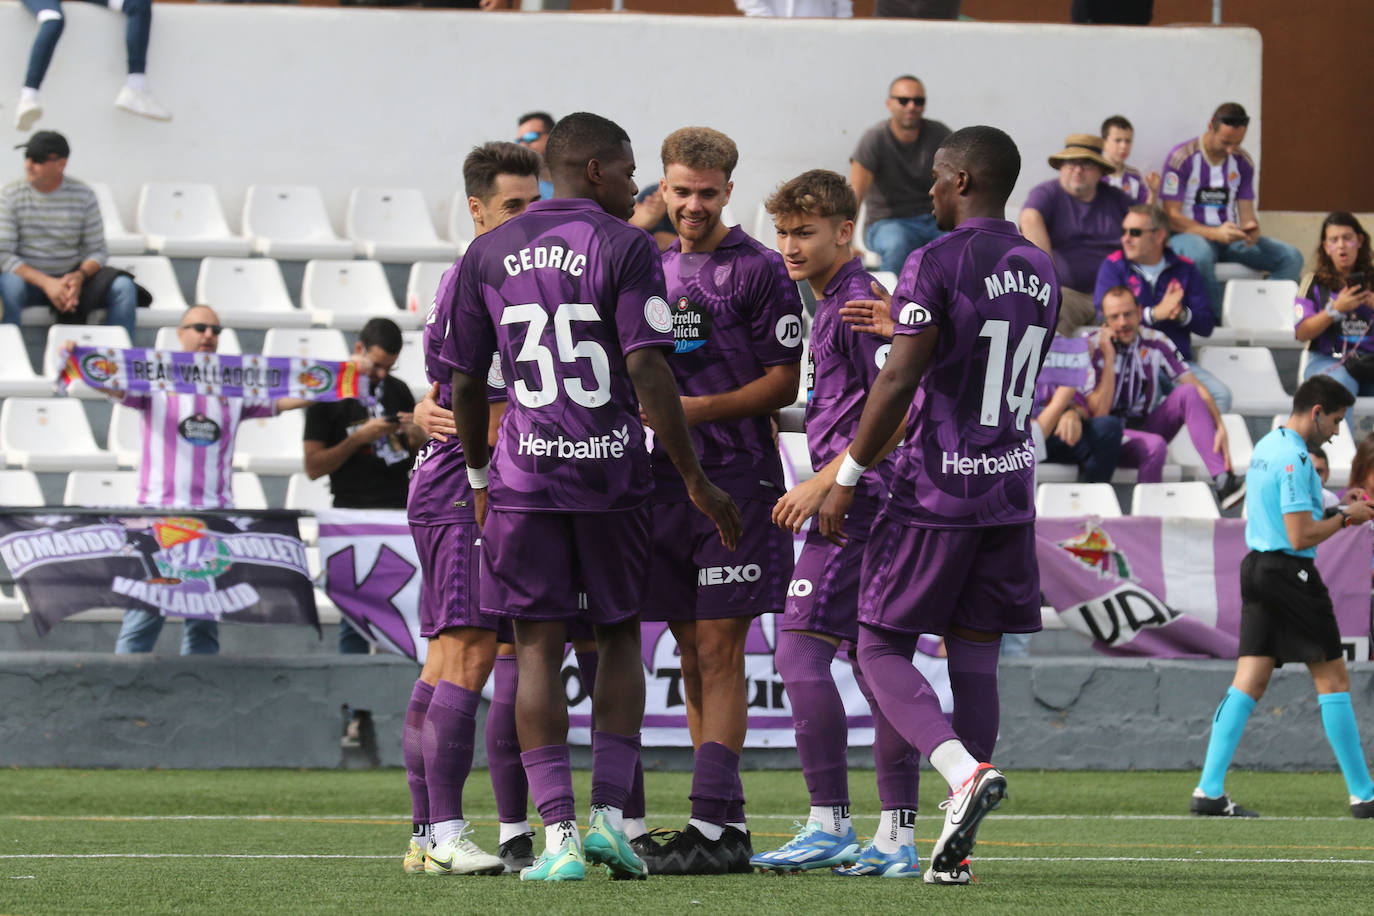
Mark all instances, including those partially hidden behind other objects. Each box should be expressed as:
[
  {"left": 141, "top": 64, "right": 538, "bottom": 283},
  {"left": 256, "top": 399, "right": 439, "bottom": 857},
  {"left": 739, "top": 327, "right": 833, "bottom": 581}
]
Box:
[
  {"left": 15, "top": 96, "right": 41, "bottom": 131},
  {"left": 423, "top": 827, "right": 505, "bottom": 876},
  {"left": 930, "top": 763, "right": 1006, "bottom": 873},
  {"left": 114, "top": 86, "right": 171, "bottom": 121}
]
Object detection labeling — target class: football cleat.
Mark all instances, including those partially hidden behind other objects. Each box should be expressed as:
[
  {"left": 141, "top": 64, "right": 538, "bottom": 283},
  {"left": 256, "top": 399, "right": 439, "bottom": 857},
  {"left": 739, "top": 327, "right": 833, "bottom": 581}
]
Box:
[
  {"left": 519, "top": 838, "right": 586, "bottom": 882},
  {"left": 638, "top": 825, "right": 730, "bottom": 876},
  {"left": 1352, "top": 796, "right": 1374, "bottom": 819},
  {"left": 402, "top": 837, "right": 427, "bottom": 874},
  {"left": 832, "top": 842, "right": 921, "bottom": 878},
  {"left": 750, "top": 820, "right": 860, "bottom": 873},
  {"left": 930, "top": 763, "right": 1006, "bottom": 873},
  {"left": 497, "top": 832, "right": 535, "bottom": 874},
  {"left": 424, "top": 826, "right": 505, "bottom": 876},
  {"left": 924, "top": 857, "right": 975, "bottom": 884},
  {"left": 1190, "top": 788, "right": 1259, "bottom": 818},
  {"left": 720, "top": 826, "right": 754, "bottom": 874},
  {"left": 583, "top": 809, "right": 648, "bottom": 880}
]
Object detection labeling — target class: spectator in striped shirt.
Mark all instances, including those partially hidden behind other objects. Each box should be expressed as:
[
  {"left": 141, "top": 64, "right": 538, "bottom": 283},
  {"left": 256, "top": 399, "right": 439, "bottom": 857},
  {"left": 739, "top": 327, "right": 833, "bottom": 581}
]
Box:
[
  {"left": 1160, "top": 102, "right": 1303, "bottom": 319},
  {"left": 0, "top": 131, "right": 137, "bottom": 340}
]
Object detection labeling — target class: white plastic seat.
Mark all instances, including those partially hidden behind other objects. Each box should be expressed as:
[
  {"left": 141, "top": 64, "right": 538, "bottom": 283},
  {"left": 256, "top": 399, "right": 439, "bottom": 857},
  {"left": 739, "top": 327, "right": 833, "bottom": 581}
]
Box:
[
  {"left": 194, "top": 257, "right": 310, "bottom": 329},
  {"left": 301, "top": 259, "right": 416, "bottom": 330},
  {"left": 284, "top": 470, "right": 334, "bottom": 544},
  {"left": 345, "top": 188, "right": 458, "bottom": 262},
  {"left": 752, "top": 202, "right": 780, "bottom": 252},
  {"left": 232, "top": 409, "right": 306, "bottom": 475},
  {"left": 42, "top": 324, "right": 132, "bottom": 400},
  {"left": 152, "top": 325, "right": 242, "bottom": 355},
  {"left": 1272, "top": 414, "right": 1355, "bottom": 489},
  {"left": 106, "top": 255, "right": 189, "bottom": 328},
  {"left": 393, "top": 329, "right": 429, "bottom": 399},
  {"left": 0, "top": 469, "right": 45, "bottom": 506},
  {"left": 90, "top": 181, "right": 145, "bottom": 255},
  {"left": 1168, "top": 412, "right": 1254, "bottom": 478},
  {"left": 0, "top": 324, "right": 51, "bottom": 397},
  {"left": 871, "top": 271, "right": 898, "bottom": 294},
  {"left": 405, "top": 261, "right": 455, "bottom": 316},
  {"left": 137, "top": 183, "right": 253, "bottom": 258},
  {"left": 63, "top": 470, "right": 140, "bottom": 507},
  {"left": 107, "top": 402, "right": 142, "bottom": 467},
  {"left": 445, "top": 191, "right": 475, "bottom": 255},
  {"left": 1221, "top": 279, "right": 1301, "bottom": 348},
  {"left": 1035, "top": 482, "right": 1123, "bottom": 518},
  {"left": 261, "top": 328, "right": 350, "bottom": 361},
  {"left": 1194, "top": 346, "right": 1292, "bottom": 417},
  {"left": 851, "top": 205, "right": 881, "bottom": 270},
  {"left": 1130, "top": 481, "right": 1220, "bottom": 518},
  {"left": 242, "top": 184, "right": 355, "bottom": 261},
  {"left": 0, "top": 398, "right": 116, "bottom": 471},
  {"left": 230, "top": 471, "right": 269, "bottom": 510},
  {"left": 1215, "top": 262, "right": 1266, "bottom": 283}
]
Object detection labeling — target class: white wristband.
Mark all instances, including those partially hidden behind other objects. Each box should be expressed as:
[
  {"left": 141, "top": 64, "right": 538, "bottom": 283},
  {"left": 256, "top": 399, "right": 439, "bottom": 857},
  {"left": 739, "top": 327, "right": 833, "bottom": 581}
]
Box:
[
  {"left": 467, "top": 462, "right": 490, "bottom": 490},
  {"left": 835, "top": 450, "right": 868, "bottom": 488}
]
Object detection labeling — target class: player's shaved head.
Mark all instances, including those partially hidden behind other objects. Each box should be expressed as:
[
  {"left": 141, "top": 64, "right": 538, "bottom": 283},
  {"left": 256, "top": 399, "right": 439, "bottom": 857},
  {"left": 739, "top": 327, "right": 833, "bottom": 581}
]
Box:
[
  {"left": 545, "top": 112, "right": 632, "bottom": 176},
  {"left": 938, "top": 125, "right": 1021, "bottom": 205},
  {"left": 463, "top": 142, "right": 541, "bottom": 203},
  {"left": 661, "top": 127, "right": 739, "bottom": 181}
]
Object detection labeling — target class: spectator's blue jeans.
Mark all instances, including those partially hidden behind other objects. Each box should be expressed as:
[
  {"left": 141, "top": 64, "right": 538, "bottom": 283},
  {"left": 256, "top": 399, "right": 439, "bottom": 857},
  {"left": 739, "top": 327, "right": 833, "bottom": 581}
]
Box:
[
  {"left": 21, "top": 0, "right": 152, "bottom": 89},
  {"left": 1044, "top": 414, "right": 1126, "bottom": 483},
  {"left": 0, "top": 271, "right": 137, "bottom": 340},
  {"left": 115, "top": 609, "right": 219, "bottom": 655},
  {"left": 1184, "top": 360, "right": 1233, "bottom": 415},
  {"left": 864, "top": 214, "right": 942, "bottom": 275},
  {"left": 1166, "top": 232, "right": 1304, "bottom": 321}
]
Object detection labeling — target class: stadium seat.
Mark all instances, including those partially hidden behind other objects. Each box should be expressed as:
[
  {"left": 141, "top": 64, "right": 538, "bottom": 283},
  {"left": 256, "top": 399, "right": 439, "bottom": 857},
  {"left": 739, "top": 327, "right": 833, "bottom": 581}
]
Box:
[
  {"left": 752, "top": 202, "right": 780, "bottom": 251},
  {"left": 195, "top": 257, "right": 310, "bottom": 329},
  {"left": 0, "top": 469, "right": 44, "bottom": 506},
  {"left": 106, "top": 255, "right": 189, "bottom": 328},
  {"left": 1220, "top": 279, "right": 1301, "bottom": 348},
  {"left": 850, "top": 206, "right": 881, "bottom": 270},
  {"left": 1194, "top": 346, "right": 1291, "bottom": 416},
  {"left": 1035, "top": 482, "right": 1122, "bottom": 518},
  {"left": 301, "top": 259, "right": 417, "bottom": 331},
  {"left": 444, "top": 191, "right": 475, "bottom": 255},
  {"left": 0, "top": 398, "right": 117, "bottom": 471},
  {"left": 106, "top": 402, "right": 142, "bottom": 467},
  {"left": 136, "top": 183, "right": 253, "bottom": 258},
  {"left": 63, "top": 470, "right": 140, "bottom": 507},
  {"left": 242, "top": 184, "right": 355, "bottom": 261},
  {"left": 285, "top": 471, "right": 334, "bottom": 544},
  {"left": 0, "top": 323, "right": 52, "bottom": 397},
  {"left": 42, "top": 324, "right": 133, "bottom": 400},
  {"left": 232, "top": 409, "right": 306, "bottom": 475},
  {"left": 405, "top": 261, "right": 454, "bottom": 316},
  {"left": 1129, "top": 481, "right": 1220, "bottom": 518},
  {"left": 1272, "top": 414, "right": 1355, "bottom": 489},
  {"left": 871, "top": 271, "right": 898, "bottom": 294},
  {"left": 393, "top": 329, "right": 429, "bottom": 399},
  {"left": 344, "top": 188, "right": 459, "bottom": 262},
  {"left": 261, "top": 328, "right": 349, "bottom": 361},
  {"left": 90, "top": 181, "right": 146, "bottom": 255},
  {"left": 1167, "top": 412, "right": 1254, "bottom": 477},
  {"left": 153, "top": 325, "right": 243, "bottom": 355},
  {"left": 231, "top": 471, "right": 269, "bottom": 510},
  {"left": 1215, "top": 262, "right": 1266, "bottom": 283}
]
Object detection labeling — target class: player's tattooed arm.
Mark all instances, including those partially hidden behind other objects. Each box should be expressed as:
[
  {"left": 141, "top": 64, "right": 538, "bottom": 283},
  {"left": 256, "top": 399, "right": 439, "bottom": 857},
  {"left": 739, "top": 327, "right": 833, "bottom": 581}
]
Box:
[{"left": 628, "top": 347, "right": 742, "bottom": 550}]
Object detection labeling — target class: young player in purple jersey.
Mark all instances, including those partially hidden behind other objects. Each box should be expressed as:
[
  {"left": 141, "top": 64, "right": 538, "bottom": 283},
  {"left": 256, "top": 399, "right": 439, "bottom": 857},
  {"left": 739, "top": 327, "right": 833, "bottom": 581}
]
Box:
[
  {"left": 443, "top": 112, "right": 741, "bottom": 883},
  {"left": 747, "top": 169, "right": 917, "bottom": 877},
  {"left": 396, "top": 142, "right": 542, "bottom": 877},
  {"left": 634, "top": 127, "right": 803, "bottom": 876},
  {"left": 818, "top": 126, "right": 1059, "bottom": 884}
]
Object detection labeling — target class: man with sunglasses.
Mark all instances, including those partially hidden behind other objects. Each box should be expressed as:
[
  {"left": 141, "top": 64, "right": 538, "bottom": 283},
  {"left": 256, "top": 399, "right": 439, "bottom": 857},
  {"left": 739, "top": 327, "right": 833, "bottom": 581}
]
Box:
[
  {"left": 849, "top": 75, "right": 951, "bottom": 274},
  {"left": 516, "top": 111, "right": 555, "bottom": 200},
  {"left": 1, "top": 130, "right": 137, "bottom": 341},
  {"left": 1161, "top": 102, "right": 1303, "bottom": 319},
  {"left": 1094, "top": 204, "right": 1231, "bottom": 412}
]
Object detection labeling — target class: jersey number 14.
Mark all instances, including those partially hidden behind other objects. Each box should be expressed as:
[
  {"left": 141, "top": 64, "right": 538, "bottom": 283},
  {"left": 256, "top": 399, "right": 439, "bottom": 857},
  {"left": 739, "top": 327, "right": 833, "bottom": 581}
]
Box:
[
  {"left": 977, "top": 320, "right": 1046, "bottom": 431},
  {"left": 501, "top": 302, "right": 611, "bottom": 409}
]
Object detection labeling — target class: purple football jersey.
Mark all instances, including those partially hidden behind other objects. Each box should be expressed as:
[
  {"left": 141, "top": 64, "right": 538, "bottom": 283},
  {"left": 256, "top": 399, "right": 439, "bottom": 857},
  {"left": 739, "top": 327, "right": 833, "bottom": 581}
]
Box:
[
  {"left": 653, "top": 226, "right": 804, "bottom": 500},
  {"left": 439, "top": 198, "right": 674, "bottom": 513},
  {"left": 408, "top": 258, "right": 508, "bottom": 526},
  {"left": 807, "top": 257, "right": 894, "bottom": 523},
  {"left": 885, "top": 217, "right": 1060, "bottom": 528}
]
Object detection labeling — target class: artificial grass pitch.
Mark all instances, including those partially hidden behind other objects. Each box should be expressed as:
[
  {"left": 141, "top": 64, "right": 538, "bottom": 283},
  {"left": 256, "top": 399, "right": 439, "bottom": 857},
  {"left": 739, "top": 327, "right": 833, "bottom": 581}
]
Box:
[{"left": 2, "top": 768, "right": 1372, "bottom": 914}]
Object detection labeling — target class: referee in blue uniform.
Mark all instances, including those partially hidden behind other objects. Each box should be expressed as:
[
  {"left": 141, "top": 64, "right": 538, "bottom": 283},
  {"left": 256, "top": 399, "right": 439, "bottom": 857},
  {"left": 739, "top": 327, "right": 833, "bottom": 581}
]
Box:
[{"left": 1192, "top": 375, "right": 1374, "bottom": 818}]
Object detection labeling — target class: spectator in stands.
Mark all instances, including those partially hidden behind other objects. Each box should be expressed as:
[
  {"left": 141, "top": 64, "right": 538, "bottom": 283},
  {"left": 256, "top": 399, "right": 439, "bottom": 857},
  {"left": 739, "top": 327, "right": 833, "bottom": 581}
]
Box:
[
  {"left": 516, "top": 111, "right": 555, "bottom": 200},
  {"left": 304, "top": 317, "right": 423, "bottom": 654},
  {"left": 1310, "top": 445, "right": 1340, "bottom": 509},
  {"left": 1160, "top": 102, "right": 1303, "bottom": 319},
  {"left": 630, "top": 184, "right": 677, "bottom": 252},
  {"left": 1020, "top": 133, "right": 1131, "bottom": 335},
  {"left": 1033, "top": 331, "right": 1124, "bottom": 483},
  {"left": 1294, "top": 212, "right": 1374, "bottom": 399},
  {"left": 1095, "top": 204, "right": 1231, "bottom": 411},
  {"left": 14, "top": 0, "right": 171, "bottom": 131},
  {"left": 0, "top": 131, "right": 138, "bottom": 341},
  {"left": 1100, "top": 115, "right": 1159, "bottom": 205},
  {"left": 1096, "top": 286, "right": 1246, "bottom": 508},
  {"left": 848, "top": 75, "right": 952, "bottom": 273}
]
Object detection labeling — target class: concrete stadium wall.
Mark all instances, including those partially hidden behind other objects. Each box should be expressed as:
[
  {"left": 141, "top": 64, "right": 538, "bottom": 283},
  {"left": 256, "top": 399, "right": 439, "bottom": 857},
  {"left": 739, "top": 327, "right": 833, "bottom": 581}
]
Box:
[
  {"left": 0, "top": 5, "right": 1260, "bottom": 231},
  {"left": 2, "top": 653, "right": 1365, "bottom": 770}
]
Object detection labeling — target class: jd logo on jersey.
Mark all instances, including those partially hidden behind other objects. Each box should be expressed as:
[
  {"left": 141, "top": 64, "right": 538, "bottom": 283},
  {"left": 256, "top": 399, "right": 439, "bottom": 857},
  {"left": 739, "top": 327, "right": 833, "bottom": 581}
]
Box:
[
  {"left": 673, "top": 297, "right": 712, "bottom": 354},
  {"left": 178, "top": 413, "right": 222, "bottom": 447}
]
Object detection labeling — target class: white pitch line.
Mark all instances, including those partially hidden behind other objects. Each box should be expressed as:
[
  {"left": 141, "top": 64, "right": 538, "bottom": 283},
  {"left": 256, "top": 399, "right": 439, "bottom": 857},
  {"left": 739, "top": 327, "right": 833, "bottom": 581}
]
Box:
[
  {"left": 2, "top": 854, "right": 1372, "bottom": 865},
  {"left": 1, "top": 813, "right": 1360, "bottom": 823}
]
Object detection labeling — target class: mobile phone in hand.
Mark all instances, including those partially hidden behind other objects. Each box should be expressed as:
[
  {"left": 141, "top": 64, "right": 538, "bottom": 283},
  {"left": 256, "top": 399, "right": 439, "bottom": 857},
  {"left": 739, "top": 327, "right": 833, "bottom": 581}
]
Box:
[{"left": 1348, "top": 271, "right": 1367, "bottom": 292}]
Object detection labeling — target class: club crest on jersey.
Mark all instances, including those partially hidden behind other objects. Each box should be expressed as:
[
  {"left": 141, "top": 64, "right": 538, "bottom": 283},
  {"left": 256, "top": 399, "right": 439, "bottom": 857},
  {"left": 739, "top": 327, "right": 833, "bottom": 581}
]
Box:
[
  {"left": 178, "top": 413, "right": 222, "bottom": 447},
  {"left": 1057, "top": 521, "right": 1133, "bottom": 581},
  {"left": 713, "top": 263, "right": 733, "bottom": 287},
  {"left": 487, "top": 352, "right": 505, "bottom": 390},
  {"left": 672, "top": 297, "right": 712, "bottom": 354},
  {"left": 644, "top": 295, "right": 673, "bottom": 334}
]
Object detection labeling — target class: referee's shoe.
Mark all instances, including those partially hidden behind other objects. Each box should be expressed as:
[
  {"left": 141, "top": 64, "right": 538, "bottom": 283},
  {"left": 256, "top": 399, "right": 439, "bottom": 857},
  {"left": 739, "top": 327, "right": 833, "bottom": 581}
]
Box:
[{"left": 1190, "top": 788, "right": 1259, "bottom": 818}]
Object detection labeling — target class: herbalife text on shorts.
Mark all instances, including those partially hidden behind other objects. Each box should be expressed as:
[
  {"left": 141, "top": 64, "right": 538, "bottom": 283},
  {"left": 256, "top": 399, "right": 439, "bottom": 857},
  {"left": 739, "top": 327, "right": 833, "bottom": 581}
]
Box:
[
  {"left": 941, "top": 439, "right": 1036, "bottom": 476},
  {"left": 517, "top": 429, "right": 628, "bottom": 460}
]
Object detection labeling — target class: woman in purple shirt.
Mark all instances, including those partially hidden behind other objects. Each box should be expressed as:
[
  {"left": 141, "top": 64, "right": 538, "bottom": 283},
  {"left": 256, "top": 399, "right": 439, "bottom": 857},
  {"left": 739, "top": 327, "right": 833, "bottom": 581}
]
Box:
[{"left": 1295, "top": 212, "right": 1374, "bottom": 397}]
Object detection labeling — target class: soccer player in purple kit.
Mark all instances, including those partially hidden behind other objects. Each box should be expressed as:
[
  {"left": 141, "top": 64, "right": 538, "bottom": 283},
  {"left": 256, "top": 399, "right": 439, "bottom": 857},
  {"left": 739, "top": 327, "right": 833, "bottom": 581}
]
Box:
[
  {"left": 400, "top": 141, "right": 541, "bottom": 877},
  {"left": 443, "top": 112, "right": 741, "bottom": 882},
  {"left": 818, "top": 125, "right": 1060, "bottom": 884},
  {"left": 635, "top": 127, "right": 803, "bottom": 876},
  {"left": 751, "top": 169, "right": 918, "bottom": 877}
]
